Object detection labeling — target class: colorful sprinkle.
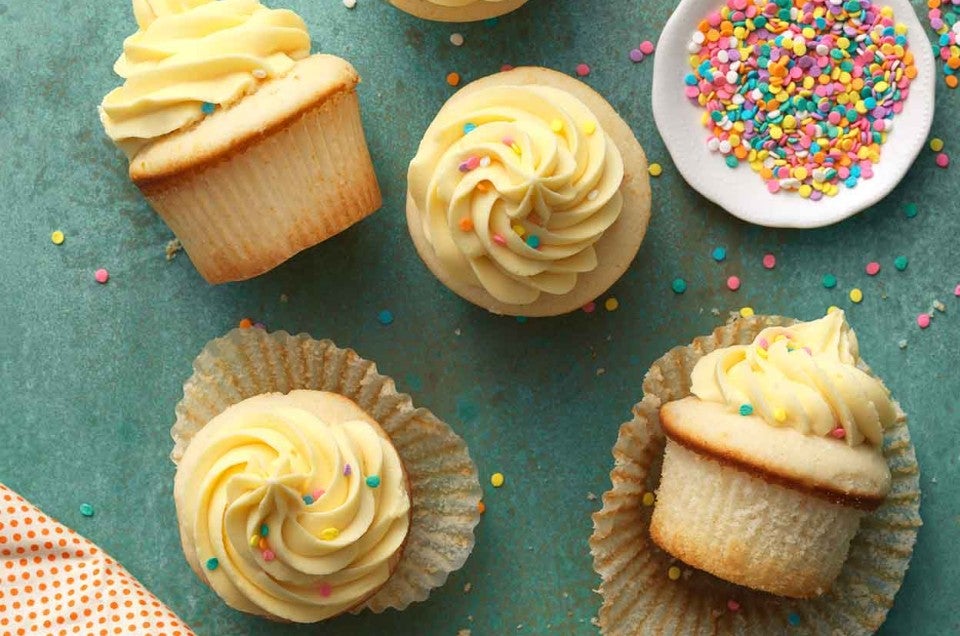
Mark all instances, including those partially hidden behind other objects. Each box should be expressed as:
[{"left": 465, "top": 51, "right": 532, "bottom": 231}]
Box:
[
  {"left": 935, "top": 152, "right": 950, "bottom": 168},
  {"left": 94, "top": 268, "right": 109, "bottom": 284},
  {"left": 639, "top": 40, "right": 655, "bottom": 55},
  {"left": 582, "top": 121, "right": 597, "bottom": 135},
  {"left": 831, "top": 426, "right": 846, "bottom": 439},
  {"left": 446, "top": 72, "right": 461, "bottom": 87},
  {"left": 377, "top": 310, "right": 394, "bottom": 326},
  {"left": 205, "top": 557, "right": 219, "bottom": 571},
  {"left": 490, "top": 472, "right": 505, "bottom": 488},
  {"left": 526, "top": 235, "right": 541, "bottom": 249},
  {"left": 930, "top": 138, "right": 944, "bottom": 152},
  {"left": 927, "top": 5, "right": 960, "bottom": 90},
  {"left": 629, "top": 48, "right": 645, "bottom": 63},
  {"left": 319, "top": 583, "right": 333, "bottom": 598},
  {"left": 260, "top": 524, "right": 269, "bottom": 537},
  {"left": 773, "top": 408, "right": 787, "bottom": 423},
  {"left": 667, "top": 566, "right": 682, "bottom": 581},
  {"left": 904, "top": 202, "right": 918, "bottom": 218},
  {"left": 850, "top": 288, "right": 863, "bottom": 303},
  {"left": 365, "top": 475, "right": 381, "bottom": 488},
  {"left": 261, "top": 549, "right": 276, "bottom": 562},
  {"left": 249, "top": 535, "right": 259, "bottom": 548},
  {"left": 238, "top": 318, "right": 253, "bottom": 329},
  {"left": 788, "top": 612, "right": 801, "bottom": 627},
  {"left": 955, "top": 284, "right": 960, "bottom": 297},
  {"left": 478, "top": 501, "right": 486, "bottom": 514},
  {"left": 762, "top": 253, "right": 776, "bottom": 270},
  {"left": 575, "top": 63, "right": 591, "bottom": 77},
  {"left": 320, "top": 528, "right": 340, "bottom": 541},
  {"left": 642, "top": 492, "right": 655, "bottom": 506},
  {"left": 450, "top": 33, "right": 465, "bottom": 47},
  {"left": 493, "top": 234, "right": 507, "bottom": 246},
  {"left": 827, "top": 305, "right": 841, "bottom": 314},
  {"left": 917, "top": 313, "right": 931, "bottom": 329},
  {"left": 648, "top": 163, "right": 663, "bottom": 177},
  {"left": 671, "top": 278, "right": 687, "bottom": 294},
  {"left": 512, "top": 223, "right": 526, "bottom": 237},
  {"left": 894, "top": 255, "right": 909, "bottom": 271},
  {"left": 739, "top": 404, "right": 754, "bottom": 416},
  {"left": 550, "top": 119, "right": 564, "bottom": 133},
  {"left": 739, "top": 306, "right": 755, "bottom": 318},
  {"left": 604, "top": 297, "right": 620, "bottom": 312},
  {"left": 303, "top": 494, "right": 315, "bottom": 505},
  {"left": 258, "top": 537, "right": 268, "bottom": 551},
  {"left": 822, "top": 274, "right": 838, "bottom": 289},
  {"left": 50, "top": 230, "right": 65, "bottom": 245},
  {"left": 865, "top": 261, "right": 881, "bottom": 276},
  {"left": 458, "top": 217, "right": 474, "bottom": 232},
  {"left": 79, "top": 503, "right": 94, "bottom": 517},
  {"left": 712, "top": 246, "right": 727, "bottom": 262},
  {"left": 726, "top": 275, "right": 741, "bottom": 291},
  {"left": 582, "top": 301, "right": 597, "bottom": 313},
  {"left": 201, "top": 102, "right": 216, "bottom": 115},
  {"left": 343, "top": 464, "right": 352, "bottom": 476},
  {"left": 463, "top": 122, "right": 477, "bottom": 135},
  {"left": 727, "top": 599, "right": 741, "bottom": 612}
]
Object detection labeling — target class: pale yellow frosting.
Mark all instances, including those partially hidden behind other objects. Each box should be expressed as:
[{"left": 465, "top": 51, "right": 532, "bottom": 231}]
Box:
[
  {"left": 408, "top": 84, "right": 625, "bottom": 305},
  {"left": 690, "top": 311, "right": 896, "bottom": 447},
  {"left": 100, "top": 0, "right": 310, "bottom": 154},
  {"left": 174, "top": 392, "right": 410, "bottom": 623}
]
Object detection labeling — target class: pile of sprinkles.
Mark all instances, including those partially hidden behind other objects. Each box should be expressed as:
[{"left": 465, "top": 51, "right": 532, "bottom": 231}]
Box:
[
  {"left": 927, "top": 0, "right": 960, "bottom": 88},
  {"left": 685, "top": 0, "right": 917, "bottom": 199}
]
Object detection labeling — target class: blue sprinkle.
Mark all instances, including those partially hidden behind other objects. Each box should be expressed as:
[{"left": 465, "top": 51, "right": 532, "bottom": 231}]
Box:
[
  {"left": 844, "top": 176, "right": 858, "bottom": 189},
  {"left": 526, "top": 235, "right": 541, "bottom": 249},
  {"left": 712, "top": 246, "right": 727, "bottom": 262},
  {"left": 739, "top": 404, "right": 754, "bottom": 416},
  {"left": 483, "top": 17, "right": 499, "bottom": 27},
  {"left": 205, "top": 557, "right": 219, "bottom": 571},
  {"left": 303, "top": 494, "right": 315, "bottom": 505},
  {"left": 684, "top": 73, "right": 698, "bottom": 86},
  {"left": 463, "top": 122, "right": 477, "bottom": 134},
  {"left": 516, "top": 316, "right": 528, "bottom": 324},
  {"left": 787, "top": 612, "right": 801, "bottom": 627},
  {"left": 377, "top": 310, "right": 394, "bottom": 325},
  {"left": 201, "top": 102, "right": 216, "bottom": 115},
  {"left": 365, "top": 475, "right": 381, "bottom": 488}
]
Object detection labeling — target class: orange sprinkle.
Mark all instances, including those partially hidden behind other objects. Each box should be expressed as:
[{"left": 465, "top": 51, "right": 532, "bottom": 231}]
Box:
[
  {"left": 238, "top": 318, "right": 253, "bottom": 329},
  {"left": 476, "top": 181, "right": 490, "bottom": 192},
  {"left": 946, "top": 75, "right": 959, "bottom": 89},
  {"left": 477, "top": 501, "right": 486, "bottom": 514},
  {"left": 733, "top": 146, "right": 748, "bottom": 160},
  {"left": 446, "top": 72, "right": 461, "bottom": 87},
  {"left": 948, "top": 57, "right": 960, "bottom": 70},
  {"left": 458, "top": 217, "right": 474, "bottom": 232}
]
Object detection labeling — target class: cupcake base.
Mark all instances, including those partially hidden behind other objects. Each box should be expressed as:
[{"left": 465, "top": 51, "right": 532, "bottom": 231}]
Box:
[
  {"left": 405, "top": 66, "right": 652, "bottom": 317},
  {"left": 132, "top": 54, "right": 382, "bottom": 285},
  {"left": 590, "top": 315, "right": 921, "bottom": 635},
  {"left": 388, "top": 0, "right": 528, "bottom": 22}
]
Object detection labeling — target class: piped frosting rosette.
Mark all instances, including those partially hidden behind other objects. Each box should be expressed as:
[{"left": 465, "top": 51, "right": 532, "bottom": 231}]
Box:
[
  {"left": 408, "top": 84, "right": 625, "bottom": 306},
  {"left": 174, "top": 393, "right": 410, "bottom": 623}
]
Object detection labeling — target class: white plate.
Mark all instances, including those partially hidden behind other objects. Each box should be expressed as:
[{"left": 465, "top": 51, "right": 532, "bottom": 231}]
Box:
[{"left": 652, "top": 0, "right": 936, "bottom": 228}]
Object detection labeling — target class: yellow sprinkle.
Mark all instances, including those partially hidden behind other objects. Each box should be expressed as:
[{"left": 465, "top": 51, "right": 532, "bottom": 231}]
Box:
[
  {"left": 930, "top": 138, "right": 944, "bottom": 152},
  {"left": 642, "top": 492, "right": 655, "bottom": 506},
  {"left": 648, "top": 163, "right": 663, "bottom": 177},
  {"left": 249, "top": 535, "right": 260, "bottom": 548},
  {"left": 582, "top": 121, "right": 597, "bottom": 135},
  {"left": 827, "top": 305, "right": 841, "bottom": 314},
  {"left": 320, "top": 527, "right": 340, "bottom": 541},
  {"left": 490, "top": 472, "right": 505, "bottom": 488},
  {"left": 757, "top": 347, "right": 769, "bottom": 359},
  {"left": 849, "top": 288, "right": 863, "bottom": 303},
  {"left": 604, "top": 297, "right": 619, "bottom": 312},
  {"left": 739, "top": 306, "right": 755, "bottom": 318},
  {"left": 512, "top": 224, "right": 526, "bottom": 237},
  {"left": 667, "top": 566, "right": 682, "bottom": 581},
  {"left": 551, "top": 119, "right": 564, "bottom": 133},
  {"left": 773, "top": 408, "right": 787, "bottom": 423},
  {"left": 511, "top": 143, "right": 522, "bottom": 156},
  {"left": 50, "top": 230, "right": 65, "bottom": 245}
]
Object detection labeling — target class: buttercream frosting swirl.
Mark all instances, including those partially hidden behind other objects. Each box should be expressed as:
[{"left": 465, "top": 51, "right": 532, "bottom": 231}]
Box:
[
  {"left": 690, "top": 311, "right": 896, "bottom": 447},
  {"left": 175, "top": 392, "right": 410, "bottom": 623},
  {"left": 100, "top": 0, "right": 310, "bottom": 153},
  {"left": 408, "top": 84, "right": 625, "bottom": 305}
]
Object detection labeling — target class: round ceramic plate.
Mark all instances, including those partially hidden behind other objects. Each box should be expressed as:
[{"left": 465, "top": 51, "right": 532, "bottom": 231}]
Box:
[{"left": 652, "top": 0, "right": 936, "bottom": 228}]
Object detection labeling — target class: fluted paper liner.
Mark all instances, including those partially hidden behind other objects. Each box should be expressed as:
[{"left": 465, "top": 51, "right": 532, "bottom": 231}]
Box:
[
  {"left": 590, "top": 315, "right": 921, "bottom": 635},
  {"left": 171, "top": 328, "right": 482, "bottom": 616}
]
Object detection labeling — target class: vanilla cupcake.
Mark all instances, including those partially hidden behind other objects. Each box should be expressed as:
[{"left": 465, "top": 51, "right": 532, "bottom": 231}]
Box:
[
  {"left": 171, "top": 329, "right": 482, "bottom": 622},
  {"left": 100, "top": 0, "right": 381, "bottom": 284},
  {"left": 652, "top": 311, "right": 897, "bottom": 598},
  {"left": 388, "top": 0, "right": 528, "bottom": 22},
  {"left": 406, "top": 67, "right": 652, "bottom": 317}
]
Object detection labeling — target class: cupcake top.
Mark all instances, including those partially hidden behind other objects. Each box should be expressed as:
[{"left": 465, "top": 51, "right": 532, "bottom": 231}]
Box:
[
  {"left": 691, "top": 310, "right": 896, "bottom": 447},
  {"left": 174, "top": 391, "right": 410, "bottom": 623},
  {"left": 100, "top": 0, "right": 311, "bottom": 155},
  {"left": 408, "top": 83, "right": 625, "bottom": 306}
]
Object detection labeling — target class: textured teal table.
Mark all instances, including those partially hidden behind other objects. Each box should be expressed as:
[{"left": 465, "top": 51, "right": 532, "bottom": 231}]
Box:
[{"left": 1, "top": 1, "right": 958, "bottom": 634}]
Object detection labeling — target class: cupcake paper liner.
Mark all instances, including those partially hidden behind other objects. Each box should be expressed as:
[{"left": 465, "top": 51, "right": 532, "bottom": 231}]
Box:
[
  {"left": 171, "top": 328, "right": 482, "bottom": 615},
  {"left": 590, "top": 315, "right": 921, "bottom": 635}
]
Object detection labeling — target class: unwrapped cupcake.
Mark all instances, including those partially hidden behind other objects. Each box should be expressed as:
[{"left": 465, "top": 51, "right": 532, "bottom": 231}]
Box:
[
  {"left": 171, "top": 328, "right": 482, "bottom": 622},
  {"left": 388, "top": 0, "right": 528, "bottom": 22},
  {"left": 100, "top": 0, "right": 382, "bottom": 284},
  {"left": 407, "top": 67, "right": 652, "bottom": 317}
]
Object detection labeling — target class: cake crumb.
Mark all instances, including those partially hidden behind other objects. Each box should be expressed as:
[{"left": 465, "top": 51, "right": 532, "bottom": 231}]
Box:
[
  {"left": 586, "top": 492, "right": 597, "bottom": 501},
  {"left": 596, "top": 368, "right": 606, "bottom": 376},
  {"left": 590, "top": 617, "right": 601, "bottom": 628},
  {"left": 280, "top": 293, "right": 289, "bottom": 303},
  {"left": 457, "top": 630, "right": 471, "bottom": 636},
  {"left": 463, "top": 582, "right": 472, "bottom": 594},
  {"left": 454, "top": 328, "right": 462, "bottom": 336},
  {"left": 933, "top": 300, "right": 946, "bottom": 313},
  {"left": 164, "top": 238, "right": 182, "bottom": 261},
  {"left": 898, "top": 339, "right": 908, "bottom": 350}
]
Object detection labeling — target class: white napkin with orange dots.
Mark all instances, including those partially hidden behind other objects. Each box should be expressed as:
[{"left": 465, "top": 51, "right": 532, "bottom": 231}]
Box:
[{"left": 0, "top": 483, "right": 194, "bottom": 635}]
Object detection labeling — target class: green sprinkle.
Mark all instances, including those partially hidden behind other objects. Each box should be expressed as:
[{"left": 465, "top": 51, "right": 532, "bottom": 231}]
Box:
[
  {"left": 822, "top": 274, "right": 837, "bottom": 289},
  {"left": 894, "top": 256, "right": 909, "bottom": 271},
  {"left": 205, "top": 557, "right": 219, "bottom": 571},
  {"left": 365, "top": 475, "right": 381, "bottom": 488},
  {"left": 672, "top": 278, "right": 688, "bottom": 294},
  {"left": 739, "top": 404, "right": 754, "bottom": 416},
  {"left": 303, "top": 494, "right": 315, "bottom": 505},
  {"left": 787, "top": 612, "right": 801, "bottom": 626},
  {"left": 79, "top": 503, "right": 95, "bottom": 517},
  {"left": 259, "top": 524, "right": 269, "bottom": 538},
  {"left": 904, "top": 203, "right": 918, "bottom": 218}
]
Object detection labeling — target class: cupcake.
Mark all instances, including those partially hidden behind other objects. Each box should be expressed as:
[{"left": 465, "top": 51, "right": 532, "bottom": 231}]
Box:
[
  {"left": 388, "top": 0, "right": 528, "bottom": 22},
  {"left": 406, "top": 67, "right": 652, "bottom": 317},
  {"left": 590, "top": 313, "right": 920, "bottom": 635},
  {"left": 171, "top": 329, "right": 481, "bottom": 622},
  {"left": 100, "top": 0, "right": 382, "bottom": 284}
]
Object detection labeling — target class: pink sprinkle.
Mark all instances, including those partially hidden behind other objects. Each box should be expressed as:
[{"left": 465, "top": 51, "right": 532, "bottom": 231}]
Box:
[
  {"left": 94, "top": 268, "right": 109, "bottom": 284},
  {"left": 726, "top": 275, "right": 741, "bottom": 291},
  {"left": 865, "top": 261, "right": 881, "bottom": 276},
  {"left": 319, "top": 582, "right": 332, "bottom": 598},
  {"left": 312, "top": 489, "right": 324, "bottom": 500},
  {"left": 762, "top": 253, "right": 776, "bottom": 270},
  {"left": 262, "top": 549, "right": 276, "bottom": 562},
  {"left": 936, "top": 152, "right": 950, "bottom": 168},
  {"left": 493, "top": 234, "right": 507, "bottom": 246},
  {"left": 639, "top": 40, "right": 655, "bottom": 55},
  {"left": 500, "top": 64, "right": 514, "bottom": 72},
  {"left": 727, "top": 599, "right": 741, "bottom": 612},
  {"left": 502, "top": 137, "right": 514, "bottom": 146},
  {"left": 758, "top": 338, "right": 769, "bottom": 349},
  {"left": 803, "top": 347, "right": 812, "bottom": 356},
  {"left": 575, "top": 63, "right": 591, "bottom": 77},
  {"left": 831, "top": 427, "right": 846, "bottom": 439},
  {"left": 954, "top": 284, "right": 960, "bottom": 297},
  {"left": 917, "top": 314, "right": 931, "bottom": 329},
  {"left": 582, "top": 301, "right": 597, "bottom": 313},
  {"left": 766, "top": 180, "right": 781, "bottom": 194}
]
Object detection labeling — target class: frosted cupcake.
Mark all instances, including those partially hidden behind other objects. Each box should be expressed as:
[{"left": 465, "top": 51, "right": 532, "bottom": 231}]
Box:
[
  {"left": 388, "top": 0, "right": 528, "bottom": 22},
  {"left": 171, "top": 329, "right": 481, "bottom": 622},
  {"left": 100, "top": 0, "right": 381, "bottom": 284},
  {"left": 407, "top": 67, "right": 652, "bottom": 317}
]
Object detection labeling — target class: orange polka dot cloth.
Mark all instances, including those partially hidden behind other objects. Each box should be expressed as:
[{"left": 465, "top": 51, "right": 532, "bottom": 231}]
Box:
[{"left": 0, "top": 484, "right": 194, "bottom": 636}]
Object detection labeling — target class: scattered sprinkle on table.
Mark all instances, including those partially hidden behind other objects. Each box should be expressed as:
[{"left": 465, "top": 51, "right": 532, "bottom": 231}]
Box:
[
  {"left": 672, "top": 278, "right": 687, "bottom": 294},
  {"left": 850, "top": 288, "right": 863, "bottom": 303},
  {"left": 935, "top": 152, "right": 950, "bottom": 168},
  {"left": 727, "top": 599, "right": 741, "bottom": 612},
  {"left": 205, "top": 557, "right": 219, "bottom": 571},
  {"left": 667, "top": 566, "right": 682, "bottom": 581},
  {"left": 917, "top": 313, "right": 931, "bottom": 329},
  {"left": 926, "top": 6, "right": 960, "bottom": 89},
  {"left": 79, "top": 503, "right": 95, "bottom": 517},
  {"left": 726, "top": 275, "right": 741, "bottom": 291},
  {"left": 894, "top": 255, "right": 909, "bottom": 271},
  {"left": 629, "top": 48, "right": 645, "bottom": 63},
  {"left": 343, "top": 0, "right": 356, "bottom": 7},
  {"left": 904, "top": 202, "right": 918, "bottom": 218},
  {"left": 955, "top": 284, "right": 960, "bottom": 297},
  {"left": 575, "top": 63, "right": 591, "bottom": 77},
  {"left": 788, "top": 612, "right": 801, "bottom": 627},
  {"left": 446, "top": 72, "right": 461, "bottom": 87},
  {"left": 822, "top": 273, "right": 838, "bottom": 289},
  {"left": 639, "top": 40, "right": 655, "bottom": 55},
  {"left": 238, "top": 318, "right": 253, "bottom": 329},
  {"left": 94, "top": 268, "right": 109, "bottom": 284},
  {"left": 490, "top": 473, "right": 505, "bottom": 488},
  {"left": 50, "top": 230, "right": 65, "bottom": 245},
  {"left": 582, "top": 301, "right": 597, "bottom": 313},
  {"left": 739, "top": 306, "right": 755, "bottom": 318},
  {"left": 685, "top": 0, "right": 916, "bottom": 200},
  {"left": 450, "top": 32, "right": 464, "bottom": 46},
  {"left": 377, "top": 309, "right": 394, "bottom": 325},
  {"left": 929, "top": 137, "right": 944, "bottom": 152},
  {"left": 712, "top": 246, "right": 727, "bottom": 262},
  {"left": 478, "top": 500, "right": 486, "bottom": 514},
  {"left": 604, "top": 297, "right": 619, "bottom": 311},
  {"left": 642, "top": 492, "right": 655, "bottom": 506},
  {"left": 865, "top": 261, "right": 881, "bottom": 276},
  {"left": 648, "top": 163, "right": 663, "bottom": 177},
  {"left": 762, "top": 253, "right": 776, "bottom": 269}
]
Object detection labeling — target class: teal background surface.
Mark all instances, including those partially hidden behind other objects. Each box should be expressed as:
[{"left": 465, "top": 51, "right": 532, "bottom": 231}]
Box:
[{"left": 1, "top": 0, "right": 958, "bottom": 634}]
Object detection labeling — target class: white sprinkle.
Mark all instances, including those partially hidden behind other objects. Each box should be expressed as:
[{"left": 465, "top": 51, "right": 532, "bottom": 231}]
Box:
[
  {"left": 717, "top": 50, "right": 729, "bottom": 63},
  {"left": 586, "top": 492, "right": 597, "bottom": 501},
  {"left": 718, "top": 140, "right": 732, "bottom": 154},
  {"left": 450, "top": 32, "right": 465, "bottom": 46},
  {"left": 692, "top": 31, "right": 705, "bottom": 44},
  {"left": 588, "top": 190, "right": 599, "bottom": 201},
  {"left": 898, "top": 339, "right": 908, "bottom": 350},
  {"left": 707, "top": 137, "right": 720, "bottom": 152},
  {"left": 687, "top": 42, "right": 702, "bottom": 54},
  {"left": 479, "top": 156, "right": 491, "bottom": 168},
  {"left": 933, "top": 300, "right": 946, "bottom": 313},
  {"left": 343, "top": 0, "right": 356, "bottom": 7},
  {"left": 252, "top": 69, "right": 267, "bottom": 80},
  {"left": 725, "top": 70, "right": 738, "bottom": 84}
]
